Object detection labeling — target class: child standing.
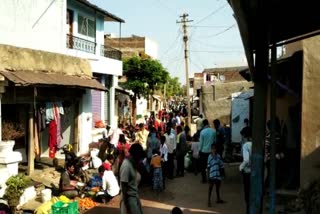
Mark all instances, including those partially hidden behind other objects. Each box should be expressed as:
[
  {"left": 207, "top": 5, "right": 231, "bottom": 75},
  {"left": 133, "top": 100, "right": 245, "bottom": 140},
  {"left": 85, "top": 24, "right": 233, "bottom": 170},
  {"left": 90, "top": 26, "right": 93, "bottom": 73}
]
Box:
[
  {"left": 207, "top": 144, "right": 225, "bottom": 207},
  {"left": 150, "top": 149, "right": 163, "bottom": 192}
]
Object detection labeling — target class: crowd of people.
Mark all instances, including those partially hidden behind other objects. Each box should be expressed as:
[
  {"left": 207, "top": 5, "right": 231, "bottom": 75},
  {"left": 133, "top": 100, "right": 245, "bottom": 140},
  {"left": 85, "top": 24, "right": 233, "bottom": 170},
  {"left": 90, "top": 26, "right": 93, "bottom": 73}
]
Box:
[
  {"left": 58, "top": 107, "right": 292, "bottom": 214},
  {"left": 58, "top": 110, "right": 193, "bottom": 214}
]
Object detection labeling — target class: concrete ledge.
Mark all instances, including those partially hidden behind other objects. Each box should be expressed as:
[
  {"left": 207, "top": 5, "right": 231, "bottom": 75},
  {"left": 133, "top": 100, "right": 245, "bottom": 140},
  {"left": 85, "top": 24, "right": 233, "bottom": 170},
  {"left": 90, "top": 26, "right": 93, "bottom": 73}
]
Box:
[{"left": 0, "top": 151, "right": 22, "bottom": 164}]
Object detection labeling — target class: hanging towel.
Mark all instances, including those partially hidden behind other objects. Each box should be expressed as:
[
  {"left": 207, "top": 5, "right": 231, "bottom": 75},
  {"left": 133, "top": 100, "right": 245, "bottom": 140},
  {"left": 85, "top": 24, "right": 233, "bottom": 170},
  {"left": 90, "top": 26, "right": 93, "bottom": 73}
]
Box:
[
  {"left": 56, "top": 101, "right": 64, "bottom": 115},
  {"left": 34, "top": 120, "right": 40, "bottom": 159},
  {"left": 46, "top": 102, "right": 54, "bottom": 123},
  {"left": 37, "top": 107, "right": 46, "bottom": 131}
]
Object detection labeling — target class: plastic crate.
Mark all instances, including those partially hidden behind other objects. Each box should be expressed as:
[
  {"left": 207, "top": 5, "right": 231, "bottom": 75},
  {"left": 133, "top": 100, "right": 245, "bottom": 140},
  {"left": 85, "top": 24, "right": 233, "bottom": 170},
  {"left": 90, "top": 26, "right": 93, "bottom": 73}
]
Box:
[{"left": 51, "top": 201, "right": 78, "bottom": 214}]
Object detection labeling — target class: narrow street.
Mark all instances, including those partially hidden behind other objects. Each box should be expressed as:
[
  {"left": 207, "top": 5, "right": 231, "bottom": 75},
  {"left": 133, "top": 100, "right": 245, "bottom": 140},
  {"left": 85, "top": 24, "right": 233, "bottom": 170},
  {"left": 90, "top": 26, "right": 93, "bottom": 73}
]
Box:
[{"left": 86, "top": 163, "right": 245, "bottom": 214}]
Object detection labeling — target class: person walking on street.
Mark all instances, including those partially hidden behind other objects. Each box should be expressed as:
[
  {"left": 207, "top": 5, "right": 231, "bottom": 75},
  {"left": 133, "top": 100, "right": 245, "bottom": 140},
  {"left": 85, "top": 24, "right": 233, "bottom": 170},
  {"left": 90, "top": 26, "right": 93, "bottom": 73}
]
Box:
[
  {"left": 164, "top": 125, "right": 176, "bottom": 179},
  {"left": 199, "top": 119, "right": 216, "bottom": 183},
  {"left": 147, "top": 127, "right": 160, "bottom": 163},
  {"left": 160, "top": 135, "right": 168, "bottom": 188},
  {"left": 191, "top": 136, "right": 200, "bottom": 175},
  {"left": 207, "top": 144, "right": 225, "bottom": 207},
  {"left": 239, "top": 132, "right": 252, "bottom": 214},
  {"left": 136, "top": 123, "right": 149, "bottom": 151},
  {"left": 195, "top": 114, "right": 204, "bottom": 137},
  {"left": 213, "top": 119, "right": 225, "bottom": 158},
  {"left": 120, "top": 144, "right": 144, "bottom": 214},
  {"left": 150, "top": 149, "right": 163, "bottom": 192},
  {"left": 176, "top": 125, "right": 188, "bottom": 177}
]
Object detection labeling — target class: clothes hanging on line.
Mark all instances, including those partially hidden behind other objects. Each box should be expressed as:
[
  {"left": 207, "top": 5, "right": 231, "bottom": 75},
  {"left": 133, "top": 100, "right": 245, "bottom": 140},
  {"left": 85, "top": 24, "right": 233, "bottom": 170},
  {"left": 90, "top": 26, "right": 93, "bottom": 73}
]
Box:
[
  {"left": 53, "top": 103, "right": 63, "bottom": 148},
  {"left": 46, "top": 102, "right": 64, "bottom": 123},
  {"left": 48, "top": 120, "right": 57, "bottom": 159},
  {"left": 34, "top": 120, "right": 40, "bottom": 160},
  {"left": 37, "top": 107, "right": 46, "bottom": 132}
]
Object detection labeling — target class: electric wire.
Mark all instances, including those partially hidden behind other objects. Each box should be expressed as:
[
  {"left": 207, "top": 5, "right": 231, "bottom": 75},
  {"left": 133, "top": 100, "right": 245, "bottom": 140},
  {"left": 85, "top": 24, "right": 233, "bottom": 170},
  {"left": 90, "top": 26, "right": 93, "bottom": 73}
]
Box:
[
  {"left": 190, "top": 50, "right": 243, "bottom": 53},
  {"left": 200, "top": 24, "right": 236, "bottom": 38},
  {"left": 159, "top": 28, "right": 182, "bottom": 59},
  {"left": 191, "top": 37, "right": 243, "bottom": 49},
  {"left": 195, "top": 4, "right": 228, "bottom": 25}
]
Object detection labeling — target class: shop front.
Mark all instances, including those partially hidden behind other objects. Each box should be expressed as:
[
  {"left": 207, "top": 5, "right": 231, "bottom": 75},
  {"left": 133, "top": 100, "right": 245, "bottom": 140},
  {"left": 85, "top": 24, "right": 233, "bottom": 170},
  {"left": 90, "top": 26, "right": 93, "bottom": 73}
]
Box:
[{"left": 0, "top": 44, "right": 106, "bottom": 175}]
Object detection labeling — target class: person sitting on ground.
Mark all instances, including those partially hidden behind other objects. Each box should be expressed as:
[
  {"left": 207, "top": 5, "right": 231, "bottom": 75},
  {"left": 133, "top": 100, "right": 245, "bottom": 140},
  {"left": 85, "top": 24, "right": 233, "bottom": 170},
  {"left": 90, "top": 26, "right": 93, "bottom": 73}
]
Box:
[
  {"left": 150, "top": 149, "right": 163, "bottom": 192},
  {"left": 102, "top": 154, "right": 115, "bottom": 172},
  {"left": 98, "top": 165, "right": 120, "bottom": 203},
  {"left": 171, "top": 207, "right": 183, "bottom": 214},
  {"left": 59, "top": 162, "right": 79, "bottom": 199},
  {"left": 207, "top": 144, "right": 225, "bottom": 207}
]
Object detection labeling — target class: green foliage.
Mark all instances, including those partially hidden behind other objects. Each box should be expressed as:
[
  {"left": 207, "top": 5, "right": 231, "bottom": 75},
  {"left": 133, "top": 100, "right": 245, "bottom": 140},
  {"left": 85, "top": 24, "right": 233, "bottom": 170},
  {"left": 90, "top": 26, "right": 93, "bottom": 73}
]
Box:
[
  {"left": 123, "top": 56, "right": 169, "bottom": 98},
  {"left": 166, "top": 76, "right": 183, "bottom": 97},
  {"left": 4, "top": 174, "right": 31, "bottom": 207}
]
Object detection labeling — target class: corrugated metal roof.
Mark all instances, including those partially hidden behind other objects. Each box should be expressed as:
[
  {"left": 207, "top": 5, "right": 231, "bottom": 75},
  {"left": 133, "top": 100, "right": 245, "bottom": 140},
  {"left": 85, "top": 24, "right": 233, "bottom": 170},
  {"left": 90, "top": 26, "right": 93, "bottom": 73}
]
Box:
[
  {"left": 76, "top": 0, "right": 125, "bottom": 23},
  {"left": 0, "top": 70, "right": 107, "bottom": 91}
]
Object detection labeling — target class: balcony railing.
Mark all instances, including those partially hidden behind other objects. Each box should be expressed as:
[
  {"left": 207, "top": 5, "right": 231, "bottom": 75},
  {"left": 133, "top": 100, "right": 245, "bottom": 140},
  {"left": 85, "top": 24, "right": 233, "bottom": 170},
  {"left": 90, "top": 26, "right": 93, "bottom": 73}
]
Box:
[
  {"left": 100, "top": 45, "right": 122, "bottom": 60},
  {"left": 66, "top": 34, "right": 96, "bottom": 54}
]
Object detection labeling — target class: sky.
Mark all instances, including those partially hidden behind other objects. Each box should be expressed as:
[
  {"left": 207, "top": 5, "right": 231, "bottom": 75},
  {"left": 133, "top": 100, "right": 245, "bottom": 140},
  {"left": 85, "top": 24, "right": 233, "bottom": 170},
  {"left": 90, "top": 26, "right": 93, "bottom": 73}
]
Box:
[{"left": 90, "top": 0, "right": 247, "bottom": 84}]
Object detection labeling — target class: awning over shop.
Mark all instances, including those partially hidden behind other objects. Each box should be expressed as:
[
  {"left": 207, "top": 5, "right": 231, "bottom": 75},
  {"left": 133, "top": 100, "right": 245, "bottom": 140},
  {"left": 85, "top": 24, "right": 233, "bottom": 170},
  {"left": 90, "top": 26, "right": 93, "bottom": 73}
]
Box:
[
  {"left": 0, "top": 70, "right": 107, "bottom": 91},
  {"left": 0, "top": 44, "right": 107, "bottom": 91}
]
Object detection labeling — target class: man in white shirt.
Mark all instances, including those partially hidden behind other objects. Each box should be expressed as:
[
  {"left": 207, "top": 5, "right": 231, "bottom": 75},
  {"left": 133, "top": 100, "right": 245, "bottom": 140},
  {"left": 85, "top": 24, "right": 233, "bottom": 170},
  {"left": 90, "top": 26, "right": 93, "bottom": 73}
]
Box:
[
  {"left": 164, "top": 125, "right": 176, "bottom": 179},
  {"left": 176, "top": 113, "right": 181, "bottom": 126},
  {"left": 239, "top": 135, "right": 252, "bottom": 214},
  {"left": 107, "top": 124, "right": 124, "bottom": 148},
  {"left": 160, "top": 135, "right": 168, "bottom": 189},
  {"left": 160, "top": 136, "right": 168, "bottom": 162},
  {"left": 98, "top": 166, "right": 120, "bottom": 202}
]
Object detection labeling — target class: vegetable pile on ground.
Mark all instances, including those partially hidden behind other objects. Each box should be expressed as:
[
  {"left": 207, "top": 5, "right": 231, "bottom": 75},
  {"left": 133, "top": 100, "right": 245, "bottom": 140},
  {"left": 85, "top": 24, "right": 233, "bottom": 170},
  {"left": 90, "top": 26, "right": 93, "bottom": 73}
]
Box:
[{"left": 77, "top": 197, "right": 97, "bottom": 209}]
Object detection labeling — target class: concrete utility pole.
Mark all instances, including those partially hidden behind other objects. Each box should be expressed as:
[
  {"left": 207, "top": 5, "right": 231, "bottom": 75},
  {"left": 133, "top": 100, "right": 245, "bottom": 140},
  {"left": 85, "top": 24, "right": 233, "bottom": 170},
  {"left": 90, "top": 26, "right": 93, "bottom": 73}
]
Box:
[{"left": 177, "top": 13, "right": 193, "bottom": 127}]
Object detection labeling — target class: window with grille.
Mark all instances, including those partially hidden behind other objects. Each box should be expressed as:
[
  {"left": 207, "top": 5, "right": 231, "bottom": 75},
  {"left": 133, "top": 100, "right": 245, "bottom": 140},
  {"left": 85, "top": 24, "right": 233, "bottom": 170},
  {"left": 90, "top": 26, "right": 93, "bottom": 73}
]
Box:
[{"left": 78, "top": 14, "right": 95, "bottom": 38}]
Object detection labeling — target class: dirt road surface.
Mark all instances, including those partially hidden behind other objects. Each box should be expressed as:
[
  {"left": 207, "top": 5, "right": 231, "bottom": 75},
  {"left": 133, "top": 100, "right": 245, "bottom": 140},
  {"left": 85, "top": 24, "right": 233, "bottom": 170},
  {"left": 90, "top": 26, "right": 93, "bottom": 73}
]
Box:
[{"left": 86, "top": 163, "right": 246, "bottom": 214}]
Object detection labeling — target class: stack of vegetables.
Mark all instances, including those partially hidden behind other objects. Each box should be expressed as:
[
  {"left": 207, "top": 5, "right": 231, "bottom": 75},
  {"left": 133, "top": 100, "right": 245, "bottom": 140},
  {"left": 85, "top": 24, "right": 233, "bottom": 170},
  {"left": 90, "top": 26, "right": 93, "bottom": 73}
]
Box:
[{"left": 77, "top": 197, "right": 97, "bottom": 209}]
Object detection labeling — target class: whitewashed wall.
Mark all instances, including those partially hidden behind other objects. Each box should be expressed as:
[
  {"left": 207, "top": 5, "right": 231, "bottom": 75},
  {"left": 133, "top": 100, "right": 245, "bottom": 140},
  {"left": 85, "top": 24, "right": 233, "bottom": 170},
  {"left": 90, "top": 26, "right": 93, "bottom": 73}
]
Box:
[
  {"left": 145, "top": 37, "right": 159, "bottom": 59},
  {"left": 0, "top": 0, "right": 66, "bottom": 53}
]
